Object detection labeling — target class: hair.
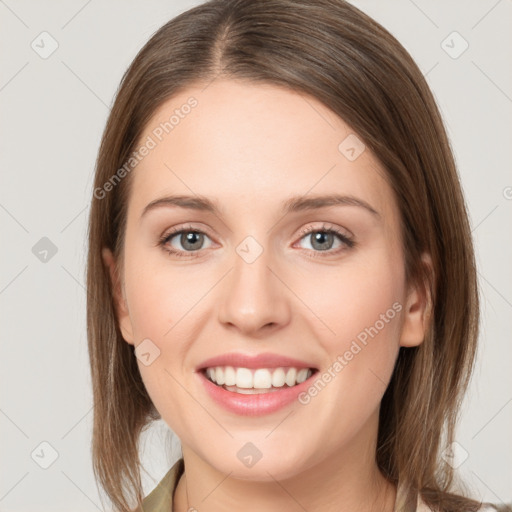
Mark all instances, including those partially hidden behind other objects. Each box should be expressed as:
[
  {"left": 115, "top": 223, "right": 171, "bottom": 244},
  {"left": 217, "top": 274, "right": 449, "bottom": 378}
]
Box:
[{"left": 86, "top": 1, "right": 488, "bottom": 511}]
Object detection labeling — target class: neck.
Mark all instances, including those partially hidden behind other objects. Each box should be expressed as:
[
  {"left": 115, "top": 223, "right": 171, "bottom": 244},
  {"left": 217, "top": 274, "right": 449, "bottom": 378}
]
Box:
[{"left": 173, "top": 414, "right": 396, "bottom": 512}]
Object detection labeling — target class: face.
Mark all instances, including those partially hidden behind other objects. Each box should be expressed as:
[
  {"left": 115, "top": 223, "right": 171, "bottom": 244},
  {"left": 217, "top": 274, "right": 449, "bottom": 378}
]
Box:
[{"left": 103, "top": 79, "right": 428, "bottom": 481}]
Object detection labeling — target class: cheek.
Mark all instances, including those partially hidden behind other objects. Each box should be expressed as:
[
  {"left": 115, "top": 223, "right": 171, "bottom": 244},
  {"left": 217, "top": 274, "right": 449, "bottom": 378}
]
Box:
[
  {"left": 301, "top": 249, "right": 404, "bottom": 419},
  {"left": 294, "top": 246, "right": 404, "bottom": 344},
  {"left": 123, "top": 256, "right": 197, "bottom": 421},
  {"left": 123, "top": 249, "right": 202, "bottom": 339},
  {"left": 294, "top": 245, "right": 405, "bottom": 395},
  {"left": 122, "top": 252, "right": 211, "bottom": 398}
]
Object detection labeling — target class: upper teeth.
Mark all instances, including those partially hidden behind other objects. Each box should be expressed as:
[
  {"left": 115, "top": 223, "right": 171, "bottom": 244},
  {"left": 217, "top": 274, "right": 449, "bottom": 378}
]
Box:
[{"left": 205, "top": 366, "right": 312, "bottom": 389}]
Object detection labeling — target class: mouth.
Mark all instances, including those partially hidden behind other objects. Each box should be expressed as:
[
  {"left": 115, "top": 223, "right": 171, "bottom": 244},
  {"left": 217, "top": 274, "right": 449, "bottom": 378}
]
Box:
[{"left": 201, "top": 366, "right": 319, "bottom": 395}]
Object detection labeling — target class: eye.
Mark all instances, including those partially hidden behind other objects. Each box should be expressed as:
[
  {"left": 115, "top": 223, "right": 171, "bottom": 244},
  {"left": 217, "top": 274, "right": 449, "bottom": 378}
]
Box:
[
  {"left": 158, "top": 224, "right": 213, "bottom": 258},
  {"left": 295, "top": 223, "right": 355, "bottom": 256},
  {"left": 158, "top": 222, "right": 355, "bottom": 259}
]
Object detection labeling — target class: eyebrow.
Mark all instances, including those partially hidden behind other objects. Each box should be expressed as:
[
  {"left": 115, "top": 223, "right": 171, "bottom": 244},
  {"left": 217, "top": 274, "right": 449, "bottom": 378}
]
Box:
[{"left": 140, "top": 193, "right": 380, "bottom": 220}]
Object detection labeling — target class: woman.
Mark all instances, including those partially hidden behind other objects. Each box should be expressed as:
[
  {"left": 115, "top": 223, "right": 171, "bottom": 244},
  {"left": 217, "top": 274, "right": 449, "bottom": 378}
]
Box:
[{"left": 86, "top": 1, "right": 509, "bottom": 511}]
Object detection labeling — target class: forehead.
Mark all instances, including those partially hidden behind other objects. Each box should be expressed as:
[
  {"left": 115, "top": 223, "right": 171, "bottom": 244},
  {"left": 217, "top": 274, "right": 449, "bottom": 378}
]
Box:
[{"left": 128, "top": 79, "right": 397, "bottom": 224}]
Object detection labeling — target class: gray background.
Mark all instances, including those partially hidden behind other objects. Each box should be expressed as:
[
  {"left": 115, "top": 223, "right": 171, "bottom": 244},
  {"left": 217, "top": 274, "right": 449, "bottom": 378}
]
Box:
[{"left": 1, "top": 0, "right": 511, "bottom": 510}]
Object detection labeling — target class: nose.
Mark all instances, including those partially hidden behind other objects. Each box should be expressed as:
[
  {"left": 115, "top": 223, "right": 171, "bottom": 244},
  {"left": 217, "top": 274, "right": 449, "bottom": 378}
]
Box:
[{"left": 217, "top": 240, "right": 291, "bottom": 337}]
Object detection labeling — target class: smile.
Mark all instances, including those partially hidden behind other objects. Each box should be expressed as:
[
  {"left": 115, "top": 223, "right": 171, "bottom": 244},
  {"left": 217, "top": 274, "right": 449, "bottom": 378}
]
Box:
[
  {"left": 204, "top": 366, "right": 314, "bottom": 394},
  {"left": 198, "top": 366, "right": 319, "bottom": 416}
]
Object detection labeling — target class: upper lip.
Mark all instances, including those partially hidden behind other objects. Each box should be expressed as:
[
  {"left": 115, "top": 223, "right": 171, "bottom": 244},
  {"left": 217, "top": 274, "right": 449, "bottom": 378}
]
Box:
[{"left": 196, "top": 352, "right": 318, "bottom": 371}]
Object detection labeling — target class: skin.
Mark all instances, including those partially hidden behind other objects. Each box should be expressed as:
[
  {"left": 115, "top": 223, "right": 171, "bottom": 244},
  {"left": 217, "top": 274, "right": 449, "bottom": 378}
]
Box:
[{"left": 103, "top": 79, "right": 431, "bottom": 512}]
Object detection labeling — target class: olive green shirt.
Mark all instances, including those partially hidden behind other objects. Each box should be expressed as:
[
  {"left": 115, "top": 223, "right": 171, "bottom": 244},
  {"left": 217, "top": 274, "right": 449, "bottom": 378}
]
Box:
[
  {"left": 134, "top": 458, "right": 184, "bottom": 512},
  {"left": 134, "top": 458, "right": 506, "bottom": 512}
]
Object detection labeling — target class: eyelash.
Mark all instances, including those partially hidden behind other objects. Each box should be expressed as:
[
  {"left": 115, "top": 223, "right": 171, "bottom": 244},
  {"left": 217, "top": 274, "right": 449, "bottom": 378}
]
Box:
[{"left": 157, "top": 223, "right": 356, "bottom": 259}]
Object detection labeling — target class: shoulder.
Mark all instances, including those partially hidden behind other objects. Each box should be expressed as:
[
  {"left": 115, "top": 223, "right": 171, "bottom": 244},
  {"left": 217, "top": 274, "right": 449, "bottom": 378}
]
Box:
[
  {"left": 478, "top": 504, "right": 512, "bottom": 512},
  {"left": 417, "top": 495, "right": 512, "bottom": 512},
  {"left": 132, "top": 458, "right": 185, "bottom": 512}
]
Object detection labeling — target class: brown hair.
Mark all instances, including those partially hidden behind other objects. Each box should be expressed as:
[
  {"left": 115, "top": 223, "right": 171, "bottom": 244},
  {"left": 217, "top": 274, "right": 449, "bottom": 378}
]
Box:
[{"left": 87, "top": 1, "right": 485, "bottom": 510}]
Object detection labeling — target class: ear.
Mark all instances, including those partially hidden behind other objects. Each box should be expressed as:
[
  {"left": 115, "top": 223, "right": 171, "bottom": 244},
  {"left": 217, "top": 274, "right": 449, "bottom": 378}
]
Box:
[
  {"left": 101, "top": 248, "right": 135, "bottom": 345},
  {"left": 399, "top": 252, "right": 434, "bottom": 348}
]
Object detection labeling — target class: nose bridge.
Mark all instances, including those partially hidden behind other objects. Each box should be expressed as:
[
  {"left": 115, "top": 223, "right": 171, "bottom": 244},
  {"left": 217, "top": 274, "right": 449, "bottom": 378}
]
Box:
[{"left": 217, "top": 234, "right": 290, "bottom": 334}]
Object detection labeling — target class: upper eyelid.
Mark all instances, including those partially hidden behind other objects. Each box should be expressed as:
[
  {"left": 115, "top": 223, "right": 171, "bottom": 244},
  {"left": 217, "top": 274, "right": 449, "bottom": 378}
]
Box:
[
  {"left": 296, "top": 222, "right": 353, "bottom": 237},
  {"left": 161, "top": 223, "right": 214, "bottom": 241},
  {"left": 161, "top": 222, "right": 350, "bottom": 235}
]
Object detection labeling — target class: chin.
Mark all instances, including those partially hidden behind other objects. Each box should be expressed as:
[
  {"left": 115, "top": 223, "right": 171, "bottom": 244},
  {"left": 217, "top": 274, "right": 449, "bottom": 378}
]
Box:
[{"left": 204, "top": 446, "right": 315, "bottom": 482}]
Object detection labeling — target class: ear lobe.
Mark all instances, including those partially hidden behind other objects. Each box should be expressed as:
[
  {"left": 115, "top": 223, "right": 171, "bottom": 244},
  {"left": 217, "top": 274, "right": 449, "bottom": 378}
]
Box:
[
  {"left": 101, "top": 248, "right": 135, "bottom": 345},
  {"left": 399, "top": 253, "right": 434, "bottom": 348}
]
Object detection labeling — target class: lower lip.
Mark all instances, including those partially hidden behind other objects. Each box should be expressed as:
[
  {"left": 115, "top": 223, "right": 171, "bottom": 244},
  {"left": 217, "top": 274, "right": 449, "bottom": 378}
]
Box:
[{"left": 197, "top": 370, "right": 316, "bottom": 416}]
